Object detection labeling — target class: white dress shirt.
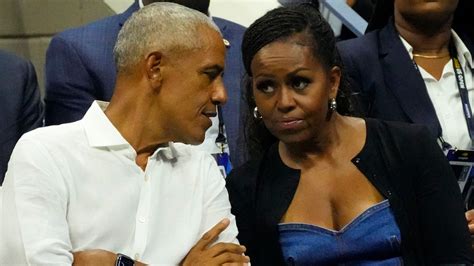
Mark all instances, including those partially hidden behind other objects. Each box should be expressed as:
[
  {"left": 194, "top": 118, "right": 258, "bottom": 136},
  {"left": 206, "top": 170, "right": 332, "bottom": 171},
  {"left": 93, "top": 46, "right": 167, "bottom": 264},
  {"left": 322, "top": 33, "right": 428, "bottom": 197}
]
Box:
[
  {"left": 400, "top": 31, "right": 474, "bottom": 149},
  {"left": 1, "top": 101, "right": 238, "bottom": 265}
]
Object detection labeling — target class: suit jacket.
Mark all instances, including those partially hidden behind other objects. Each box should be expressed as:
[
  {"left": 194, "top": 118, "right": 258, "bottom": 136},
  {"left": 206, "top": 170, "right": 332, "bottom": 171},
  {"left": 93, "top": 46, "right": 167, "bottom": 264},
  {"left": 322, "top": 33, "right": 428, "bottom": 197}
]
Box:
[
  {"left": 227, "top": 119, "right": 473, "bottom": 265},
  {"left": 0, "top": 50, "right": 44, "bottom": 184},
  {"left": 337, "top": 19, "right": 474, "bottom": 140},
  {"left": 45, "top": 1, "right": 248, "bottom": 167}
]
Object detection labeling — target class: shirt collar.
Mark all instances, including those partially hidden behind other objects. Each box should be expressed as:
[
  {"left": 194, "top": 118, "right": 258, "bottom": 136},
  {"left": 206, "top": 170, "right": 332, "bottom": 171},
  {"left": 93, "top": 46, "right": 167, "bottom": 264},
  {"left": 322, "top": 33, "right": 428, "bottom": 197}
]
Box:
[
  {"left": 399, "top": 29, "right": 473, "bottom": 69},
  {"left": 139, "top": 0, "right": 144, "bottom": 9},
  {"left": 82, "top": 101, "right": 130, "bottom": 148},
  {"left": 155, "top": 142, "right": 179, "bottom": 160},
  {"left": 452, "top": 30, "right": 473, "bottom": 69},
  {"left": 81, "top": 101, "right": 178, "bottom": 160}
]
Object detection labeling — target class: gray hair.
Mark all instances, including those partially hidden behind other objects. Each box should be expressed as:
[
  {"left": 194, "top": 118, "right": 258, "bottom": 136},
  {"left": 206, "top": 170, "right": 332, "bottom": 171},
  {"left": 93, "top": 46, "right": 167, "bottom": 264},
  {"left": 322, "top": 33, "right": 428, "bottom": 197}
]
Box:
[{"left": 113, "top": 2, "right": 220, "bottom": 73}]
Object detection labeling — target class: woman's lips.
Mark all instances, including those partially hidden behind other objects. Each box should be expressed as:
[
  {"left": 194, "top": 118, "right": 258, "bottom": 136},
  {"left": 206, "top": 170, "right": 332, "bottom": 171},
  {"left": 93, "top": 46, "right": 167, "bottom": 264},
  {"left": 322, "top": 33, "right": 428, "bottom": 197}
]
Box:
[{"left": 275, "top": 118, "right": 304, "bottom": 130}]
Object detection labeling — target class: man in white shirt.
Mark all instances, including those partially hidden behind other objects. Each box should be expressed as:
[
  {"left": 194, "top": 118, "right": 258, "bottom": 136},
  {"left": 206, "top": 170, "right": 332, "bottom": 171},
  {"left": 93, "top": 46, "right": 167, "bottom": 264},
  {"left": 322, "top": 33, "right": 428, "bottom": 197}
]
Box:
[{"left": 1, "top": 3, "right": 249, "bottom": 265}]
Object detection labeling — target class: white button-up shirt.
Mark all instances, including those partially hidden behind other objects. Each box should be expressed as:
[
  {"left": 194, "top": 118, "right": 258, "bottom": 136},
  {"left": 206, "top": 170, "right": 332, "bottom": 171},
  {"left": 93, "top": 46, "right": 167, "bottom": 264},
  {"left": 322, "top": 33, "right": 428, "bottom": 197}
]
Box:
[
  {"left": 1, "top": 101, "right": 238, "bottom": 265},
  {"left": 400, "top": 31, "right": 474, "bottom": 149}
]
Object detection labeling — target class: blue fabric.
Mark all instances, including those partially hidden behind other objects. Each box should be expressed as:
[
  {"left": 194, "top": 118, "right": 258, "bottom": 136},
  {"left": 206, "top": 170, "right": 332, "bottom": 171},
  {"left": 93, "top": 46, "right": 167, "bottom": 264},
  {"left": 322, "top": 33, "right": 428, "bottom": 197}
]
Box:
[
  {"left": 0, "top": 50, "right": 44, "bottom": 184},
  {"left": 44, "top": 1, "right": 248, "bottom": 167},
  {"left": 278, "top": 200, "right": 402, "bottom": 265}
]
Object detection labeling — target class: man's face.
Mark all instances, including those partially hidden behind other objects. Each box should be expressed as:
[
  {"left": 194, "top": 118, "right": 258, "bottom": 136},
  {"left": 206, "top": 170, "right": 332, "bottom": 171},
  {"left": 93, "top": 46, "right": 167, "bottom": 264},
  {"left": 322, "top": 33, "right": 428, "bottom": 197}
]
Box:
[{"left": 158, "top": 26, "right": 227, "bottom": 145}]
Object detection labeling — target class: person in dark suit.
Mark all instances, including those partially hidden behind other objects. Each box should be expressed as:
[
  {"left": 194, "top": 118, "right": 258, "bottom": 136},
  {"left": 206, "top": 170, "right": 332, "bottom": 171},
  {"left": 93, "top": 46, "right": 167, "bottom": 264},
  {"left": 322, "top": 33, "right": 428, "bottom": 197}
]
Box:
[
  {"left": 0, "top": 50, "right": 43, "bottom": 184},
  {"left": 45, "top": 0, "right": 248, "bottom": 167},
  {"left": 337, "top": 0, "right": 474, "bottom": 149}
]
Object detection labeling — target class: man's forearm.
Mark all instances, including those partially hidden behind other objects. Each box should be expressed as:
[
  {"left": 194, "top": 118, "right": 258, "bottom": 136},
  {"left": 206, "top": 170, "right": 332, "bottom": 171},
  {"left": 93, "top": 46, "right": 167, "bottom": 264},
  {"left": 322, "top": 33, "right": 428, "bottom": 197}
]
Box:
[{"left": 73, "top": 249, "right": 147, "bottom": 266}]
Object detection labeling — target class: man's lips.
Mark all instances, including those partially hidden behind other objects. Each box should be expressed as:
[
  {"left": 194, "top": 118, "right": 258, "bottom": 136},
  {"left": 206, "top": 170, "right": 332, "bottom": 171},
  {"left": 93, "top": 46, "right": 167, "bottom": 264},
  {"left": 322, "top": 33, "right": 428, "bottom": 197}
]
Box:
[{"left": 202, "top": 111, "right": 217, "bottom": 118}]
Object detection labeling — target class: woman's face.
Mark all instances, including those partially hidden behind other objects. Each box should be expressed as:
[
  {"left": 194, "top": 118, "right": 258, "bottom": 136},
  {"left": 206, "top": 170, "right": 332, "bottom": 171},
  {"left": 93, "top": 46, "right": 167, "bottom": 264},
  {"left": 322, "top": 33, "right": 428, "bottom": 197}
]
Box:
[{"left": 250, "top": 34, "right": 340, "bottom": 145}]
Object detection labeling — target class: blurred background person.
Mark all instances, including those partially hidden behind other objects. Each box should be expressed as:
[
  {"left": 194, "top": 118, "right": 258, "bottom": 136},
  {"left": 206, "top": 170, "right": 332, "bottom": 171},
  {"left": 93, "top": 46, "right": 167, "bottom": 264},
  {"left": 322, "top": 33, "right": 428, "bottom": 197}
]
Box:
[
  {"left": 338, "top": 0, "right": 474, "bottom": 151},
  {"left": 226, "top": 3, "right": 473, "bottom": 265},
  {"left": 45, "top": 0, "right": 248, "bottom": 168},
  {"left": 0, "top": 50, "right": 43, "bottom": 184}
]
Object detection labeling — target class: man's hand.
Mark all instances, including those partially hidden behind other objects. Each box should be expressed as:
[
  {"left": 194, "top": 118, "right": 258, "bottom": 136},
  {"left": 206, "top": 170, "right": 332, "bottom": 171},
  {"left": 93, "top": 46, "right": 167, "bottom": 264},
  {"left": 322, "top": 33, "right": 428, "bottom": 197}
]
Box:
[
  {"left": 73, "top": 249, "right": 146, "bottom": 266},
  {"left": 466, "top": 210, "right": 474, "bottom": 234},
  {"left": 181, "top": 218, "right": 250, "bottom": 266}
]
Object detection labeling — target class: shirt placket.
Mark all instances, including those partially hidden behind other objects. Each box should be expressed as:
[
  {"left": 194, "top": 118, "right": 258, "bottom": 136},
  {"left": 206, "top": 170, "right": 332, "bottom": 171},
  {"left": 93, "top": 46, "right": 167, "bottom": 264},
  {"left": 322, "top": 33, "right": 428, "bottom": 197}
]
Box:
[{"left": 132, "top": 156, "right": 157, "bottom": 261}]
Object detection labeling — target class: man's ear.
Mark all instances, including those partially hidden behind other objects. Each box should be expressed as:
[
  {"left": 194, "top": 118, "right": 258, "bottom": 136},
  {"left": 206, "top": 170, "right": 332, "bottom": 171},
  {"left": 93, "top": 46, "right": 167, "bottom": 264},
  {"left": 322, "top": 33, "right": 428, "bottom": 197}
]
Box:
[{"left": 145, "top": 51, "right": 163, "bottom": 91}]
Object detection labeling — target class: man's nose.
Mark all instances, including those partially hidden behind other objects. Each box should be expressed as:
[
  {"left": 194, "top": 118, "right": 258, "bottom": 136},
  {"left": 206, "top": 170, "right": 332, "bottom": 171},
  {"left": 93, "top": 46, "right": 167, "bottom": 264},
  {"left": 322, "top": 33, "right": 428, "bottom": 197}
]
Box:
[{"left": 211, "top": 78, "right": 228, "bottom": 106}]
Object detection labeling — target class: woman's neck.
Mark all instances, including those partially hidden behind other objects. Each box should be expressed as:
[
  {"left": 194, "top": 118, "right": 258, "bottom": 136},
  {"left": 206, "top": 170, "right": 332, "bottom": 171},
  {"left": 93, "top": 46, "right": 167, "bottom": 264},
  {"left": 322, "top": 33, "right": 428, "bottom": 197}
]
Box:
[
  {"left": 279, "top": 115, "right": 342, "bottom": 168},
  {"left": 279, "top": 115, "right": 367, "bottom": 170}
]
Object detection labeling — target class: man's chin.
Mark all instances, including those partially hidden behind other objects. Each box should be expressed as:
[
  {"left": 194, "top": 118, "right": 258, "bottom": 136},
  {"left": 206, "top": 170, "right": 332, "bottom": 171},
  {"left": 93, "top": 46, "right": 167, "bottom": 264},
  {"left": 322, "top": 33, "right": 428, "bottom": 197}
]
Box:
[
  {"left": 182, "top": 133, "right": 206, "bottom": 146},
  {"left": 173, "top": 126, "right": 208, "bottom": 145}
]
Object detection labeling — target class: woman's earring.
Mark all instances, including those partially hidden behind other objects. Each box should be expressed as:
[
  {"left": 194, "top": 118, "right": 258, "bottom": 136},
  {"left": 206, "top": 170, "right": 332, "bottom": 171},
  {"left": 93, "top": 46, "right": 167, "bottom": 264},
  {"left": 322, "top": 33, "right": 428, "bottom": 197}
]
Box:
[
  {"left": 253, "top": 107, "right": 262, "bottom": 119},
  {"left": 329, "top": 98, "right": 337, "bottom": 112},
  {"left": 326, "top": 98, "right": 337, "bottom": 121}
]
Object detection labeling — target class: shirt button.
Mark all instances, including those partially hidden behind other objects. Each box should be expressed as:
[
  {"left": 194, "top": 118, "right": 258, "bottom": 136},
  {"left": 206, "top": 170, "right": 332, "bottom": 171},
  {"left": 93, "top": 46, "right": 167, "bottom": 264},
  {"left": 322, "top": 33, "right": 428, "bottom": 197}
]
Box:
[
  {"left": 134, "top": 253, "right": 140, "bottom": 260},
  {"left": 354, "top": 158, "right": 360, "bottom": 164},
  {"left": 138, "top": 216, "right": 146, "bottom": 223},
  {"left": 144, "top": 175, "right": 149, "bottom": 182}
]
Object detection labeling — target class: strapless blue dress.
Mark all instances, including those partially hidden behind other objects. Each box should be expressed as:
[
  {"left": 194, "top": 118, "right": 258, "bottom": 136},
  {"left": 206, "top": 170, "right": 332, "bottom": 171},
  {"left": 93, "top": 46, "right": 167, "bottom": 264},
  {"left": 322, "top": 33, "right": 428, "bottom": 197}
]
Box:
[{"left": 278, "top": 200, "right": 402, "bottom": 265}]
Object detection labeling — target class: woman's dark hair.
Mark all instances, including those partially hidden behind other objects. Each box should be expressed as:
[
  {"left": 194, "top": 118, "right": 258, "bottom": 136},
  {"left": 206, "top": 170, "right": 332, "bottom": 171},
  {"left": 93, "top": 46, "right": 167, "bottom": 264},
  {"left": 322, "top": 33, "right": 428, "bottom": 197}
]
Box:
[{"left": 241, "top": 3, "right": 357, "bottom": 159}]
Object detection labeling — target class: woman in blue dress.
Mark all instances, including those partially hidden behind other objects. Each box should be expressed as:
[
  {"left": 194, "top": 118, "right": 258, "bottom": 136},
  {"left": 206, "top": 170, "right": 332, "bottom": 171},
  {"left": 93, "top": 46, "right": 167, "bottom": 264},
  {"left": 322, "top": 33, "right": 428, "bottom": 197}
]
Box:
[{"left": 226, "top": 3, "right": 473, "bottom": 265}]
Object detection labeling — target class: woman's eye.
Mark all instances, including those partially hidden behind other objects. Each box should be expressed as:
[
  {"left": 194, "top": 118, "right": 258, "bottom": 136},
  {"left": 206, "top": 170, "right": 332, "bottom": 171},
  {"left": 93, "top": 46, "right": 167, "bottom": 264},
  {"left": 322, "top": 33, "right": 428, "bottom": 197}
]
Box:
[
  {"left": 292, "top": 78, "right": 309, "bottom": 91},
  {"left": 256, "top": 81, "right": 275, "bottom": 93}
]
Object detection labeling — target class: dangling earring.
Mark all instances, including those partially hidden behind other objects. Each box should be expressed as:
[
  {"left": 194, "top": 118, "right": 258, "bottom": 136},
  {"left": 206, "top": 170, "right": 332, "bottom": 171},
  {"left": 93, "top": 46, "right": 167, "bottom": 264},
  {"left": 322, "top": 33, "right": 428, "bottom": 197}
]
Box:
[
  {"left": 253, "top": 106, "right": 262, "bottom": 119},
  {"left": 326, "top": 98, "right": 337, "bottom": 121},
  {"left": 329, "top": 98, "right": 337, "bottom": 112}
]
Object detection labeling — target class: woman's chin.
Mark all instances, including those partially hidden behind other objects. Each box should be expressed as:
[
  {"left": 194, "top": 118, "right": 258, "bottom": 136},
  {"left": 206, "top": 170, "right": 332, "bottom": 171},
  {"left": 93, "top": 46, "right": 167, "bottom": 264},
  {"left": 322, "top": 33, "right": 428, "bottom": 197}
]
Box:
[{"left": 277, "top": 133, "right": 313, "bottom": 146}]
